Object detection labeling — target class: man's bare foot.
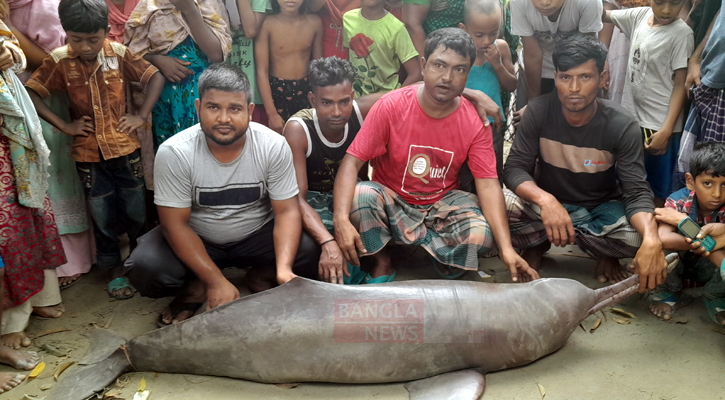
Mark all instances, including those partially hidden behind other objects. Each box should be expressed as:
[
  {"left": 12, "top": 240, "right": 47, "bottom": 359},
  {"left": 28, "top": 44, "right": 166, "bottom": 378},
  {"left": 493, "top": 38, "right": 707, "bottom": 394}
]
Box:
[
  {"left": 159, "top": 280, "right": 206, "bottom": 326},
  {"left": 32, "top": 303, "right": 65, "bottom": 318},
  {"left": 369, "top": 250, "right": 393, "bottom": 279},
  {"left": 521, "top": 241, "right": 551, "bottom": 271},
  {"left": 59, "top": 274, "right": 81, "bottom": 288},
  {"left": 244, "top": 267, "right": 276, "bottom": 293},
  {"left": 0, "top": 372, "right": 25, "bottom": 394},
  {"left": 0, "top": 332, "right": 30, "bottom": 350},
  {"left": 649, "top": 300, "right": 674, "bottom": 321},
  {"left": 716, "top": 311, "right": 725, "bottom": 326},
  {"left": 0, "top": 346, "right": 39, "bottom": 370},
  {"left": 595, "top": 256, "right": 630, "bottom": 283}
]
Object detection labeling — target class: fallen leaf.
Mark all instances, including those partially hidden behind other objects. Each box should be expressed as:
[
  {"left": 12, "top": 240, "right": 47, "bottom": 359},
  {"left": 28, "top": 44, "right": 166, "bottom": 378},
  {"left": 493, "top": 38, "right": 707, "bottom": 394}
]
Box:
[
  {"left": 274, "top": 383, "right": 300, "bottom": 389},
  {"left": 137, "top": 377, "right": 147, "bottom": 392},
  {"left": 41, "top": 343, "right": 68, "bottom": 357},
  {"left": 613, "top": 317, "right": 631, "bottom": 324},
  {"left": 29, "top": 361, "right": 45, "bottom": 379},
  {"left": 589, "top": 317, "right": 602, "bottom": 333},
  {"left": 40, "top": 384, "right": 53, "bottom": 391},
  {"left": 578, "top": 323, "right": 586, "bottom": 332},
  {"left": 103, "top": 390, "right": 122, "bottom": 399},
  {"left": 537, "top": 382, "right": 546, "bottom": 399},
  {"left": 610, "top": 308, "right": 637, "bottom": 319},
  {"left": 54, "top": 361, "right": 76, "bottom": 381}
]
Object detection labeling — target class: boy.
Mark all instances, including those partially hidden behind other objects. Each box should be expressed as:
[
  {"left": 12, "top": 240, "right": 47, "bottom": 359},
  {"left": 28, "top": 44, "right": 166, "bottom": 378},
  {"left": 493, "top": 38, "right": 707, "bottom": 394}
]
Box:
[
  {"left": 604, "top": 0, "right": 694, "bottom": 206},
  {"left": 343, "top": 0, "right": 420, "bottom": 96},
  {"left": 460, "top": 0, "right": 516, "bottom": 182},
  {"left": 255, "top": 0, "right": 323, "bottom": 133},
  {"left": 653, "top": 142, "right": 725, "bottom": 325},
  {"left": 25, "top": 0, "right": 165, "bottom": 300},
  {"left": 511, "top": 0, "right": 602, "bottom": 107}
]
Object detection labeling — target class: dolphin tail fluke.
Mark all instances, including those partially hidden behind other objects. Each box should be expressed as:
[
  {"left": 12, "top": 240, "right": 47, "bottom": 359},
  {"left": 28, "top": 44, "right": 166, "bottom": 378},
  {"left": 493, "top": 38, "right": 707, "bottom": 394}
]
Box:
[
  {"left": 46, "top": 330, "right": 131, "bottom": 400},
  {"left": 588, "top": 253, "right": 679, "bottom": 315},
  {"left": 404, "top": 369, "right": 486, "bottom": 400}
]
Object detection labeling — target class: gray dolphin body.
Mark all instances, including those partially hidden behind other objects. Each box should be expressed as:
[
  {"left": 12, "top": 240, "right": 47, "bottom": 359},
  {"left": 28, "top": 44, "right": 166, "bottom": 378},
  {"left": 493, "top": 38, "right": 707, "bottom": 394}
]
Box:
[{"left": 47, "top": 272, "right": 643, "bottom": 400}]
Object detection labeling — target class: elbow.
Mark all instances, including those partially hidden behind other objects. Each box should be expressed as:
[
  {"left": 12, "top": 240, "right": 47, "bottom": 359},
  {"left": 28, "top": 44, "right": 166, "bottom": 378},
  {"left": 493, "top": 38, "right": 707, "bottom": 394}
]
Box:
[{"left": 243, "top": 26, "right": 259, "bottom": 39}]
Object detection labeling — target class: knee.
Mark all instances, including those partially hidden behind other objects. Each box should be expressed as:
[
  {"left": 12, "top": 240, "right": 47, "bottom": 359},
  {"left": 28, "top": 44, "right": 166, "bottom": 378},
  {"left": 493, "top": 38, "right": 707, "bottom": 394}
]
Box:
[
  {"left": 125, "top": 228, "right": 185, "bottom": 297},
  {"left": 352, "top": 182, "right": 386, "bottom": 209}
]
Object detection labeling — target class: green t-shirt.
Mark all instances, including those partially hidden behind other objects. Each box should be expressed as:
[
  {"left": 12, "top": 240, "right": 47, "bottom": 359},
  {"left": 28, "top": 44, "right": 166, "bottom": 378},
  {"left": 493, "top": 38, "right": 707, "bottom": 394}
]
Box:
[
  {"left": 228, "top": 0, "right": 269, "bottom": 104},
  {"left": 343, "top": 9, "right": 418, "bottom": 96},
  {"left": 402, "top": 0, "right": 465, "bottom": 34}
]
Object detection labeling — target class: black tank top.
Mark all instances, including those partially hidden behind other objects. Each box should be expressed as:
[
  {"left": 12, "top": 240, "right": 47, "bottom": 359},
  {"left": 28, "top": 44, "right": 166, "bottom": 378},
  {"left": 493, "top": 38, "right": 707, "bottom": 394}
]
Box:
[{"left": 288, "top": 101, "right": 363, "bottom": 193}]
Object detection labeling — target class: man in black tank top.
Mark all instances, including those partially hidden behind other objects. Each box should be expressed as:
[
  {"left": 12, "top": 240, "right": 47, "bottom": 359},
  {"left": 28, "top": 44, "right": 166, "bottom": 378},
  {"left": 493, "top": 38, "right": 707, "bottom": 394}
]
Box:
[{"left": 283, "top": 57, "right": 384, "bottom": 285}]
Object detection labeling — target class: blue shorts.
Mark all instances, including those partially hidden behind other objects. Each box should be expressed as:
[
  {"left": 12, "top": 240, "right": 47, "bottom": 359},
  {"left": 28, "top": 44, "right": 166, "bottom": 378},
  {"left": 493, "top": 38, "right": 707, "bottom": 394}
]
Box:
[{"left": 644, "top": 129, "right": 682, "bottom": 199}]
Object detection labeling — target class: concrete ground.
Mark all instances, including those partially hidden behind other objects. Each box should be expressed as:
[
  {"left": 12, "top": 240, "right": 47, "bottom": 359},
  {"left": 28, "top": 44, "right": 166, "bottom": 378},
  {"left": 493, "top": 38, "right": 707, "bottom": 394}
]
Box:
[{"left": 1, "top": 244, "right": 724, "bottom": 400}]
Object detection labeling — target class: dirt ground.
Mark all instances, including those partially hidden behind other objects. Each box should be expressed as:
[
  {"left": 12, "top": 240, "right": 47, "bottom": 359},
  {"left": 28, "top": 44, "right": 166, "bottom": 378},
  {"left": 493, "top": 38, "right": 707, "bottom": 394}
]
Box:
[{"left": 1, "top": 244, "right": 724, "bottom": 400}]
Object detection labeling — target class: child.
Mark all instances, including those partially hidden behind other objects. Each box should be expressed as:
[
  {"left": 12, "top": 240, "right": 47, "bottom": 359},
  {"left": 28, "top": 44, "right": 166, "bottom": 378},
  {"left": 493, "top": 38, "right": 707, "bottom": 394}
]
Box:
[
  {"left": 255, "top": 0, "right": 323, "bottom": 133},
  {"left": 460, "top": 0, "right": 516, "bottom": 180},
  {"left": 653, "top": 142, "right": 725, "bottom": 326},
  {"left": 26, "top": 0, "right": 166, "bottom": 300},
  {"left": 511, "top": 0, "right": 602, "bottom": 107},
  {"left": 604, "top": 0, "right": 694, "bottom": 206},
  {"left": 343, "top": 0, "right": 420, "bottom": 97}
]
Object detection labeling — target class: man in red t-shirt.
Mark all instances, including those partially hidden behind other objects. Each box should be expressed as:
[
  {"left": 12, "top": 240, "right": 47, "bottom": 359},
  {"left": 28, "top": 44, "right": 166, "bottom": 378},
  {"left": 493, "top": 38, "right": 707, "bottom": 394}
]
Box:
[{"left": 332, "top": 28, "right": 539, "bottom": 283}]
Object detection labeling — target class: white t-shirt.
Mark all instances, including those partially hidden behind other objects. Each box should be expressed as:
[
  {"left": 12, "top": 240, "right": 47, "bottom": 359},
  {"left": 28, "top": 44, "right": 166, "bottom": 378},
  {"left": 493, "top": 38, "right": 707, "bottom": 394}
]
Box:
[
  {"left": 611, "top": 7, "right": 694, "bottom": 131},
  {"left": 154, "top": 122, "right": 299, "bottom": 245},
  {"left": 511, "top": 0, "right": 603, "bottom": 79}
]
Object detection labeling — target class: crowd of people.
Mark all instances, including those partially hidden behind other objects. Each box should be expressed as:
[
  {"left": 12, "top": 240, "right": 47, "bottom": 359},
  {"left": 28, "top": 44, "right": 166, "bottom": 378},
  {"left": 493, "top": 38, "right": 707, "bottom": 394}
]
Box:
[{"left": 0, "top": 0, "right": 722, "bottom": 393}]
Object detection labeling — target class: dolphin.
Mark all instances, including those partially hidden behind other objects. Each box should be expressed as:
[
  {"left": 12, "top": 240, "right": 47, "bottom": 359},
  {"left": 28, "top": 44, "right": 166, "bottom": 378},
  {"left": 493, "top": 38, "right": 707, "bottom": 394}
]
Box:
[{"left": 47, "top": 255, "right": 674, "bottom": 400}]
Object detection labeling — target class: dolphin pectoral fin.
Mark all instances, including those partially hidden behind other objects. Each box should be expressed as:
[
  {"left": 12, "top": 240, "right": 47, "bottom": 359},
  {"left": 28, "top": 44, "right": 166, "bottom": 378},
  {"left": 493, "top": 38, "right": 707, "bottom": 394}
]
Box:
[
  {"left": 79, "top": 329, "right": 128, "bottom": 365},
  {"left": 404, "top": 370, "right": 486, "bottom": 400},
  {"left": 46, "top": 348, "right": 131, "bottom": 400}
]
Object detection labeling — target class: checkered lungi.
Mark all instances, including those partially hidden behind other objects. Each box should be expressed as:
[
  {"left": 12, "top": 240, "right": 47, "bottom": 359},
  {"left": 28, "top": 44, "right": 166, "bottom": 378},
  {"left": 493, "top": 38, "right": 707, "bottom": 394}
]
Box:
[
  {"left": 307, "top": 190, "right": 336, "bottom": 233},
  {"left": 503, "top": 189, "right": 641, "bottom": 259},
  {"left": 350, "top": 181, "right": 497, "bottom": 270}
]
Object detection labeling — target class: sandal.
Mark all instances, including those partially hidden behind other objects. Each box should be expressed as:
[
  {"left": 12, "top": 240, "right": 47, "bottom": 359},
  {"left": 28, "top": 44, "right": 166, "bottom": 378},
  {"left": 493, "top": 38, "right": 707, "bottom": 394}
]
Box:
[
  {"left": 59, "top": 276, "right": 80, "bottom": 290},
  {"left": 431, "top": 256, "right": 466, "bottom": 280},
  {"left": 704, "top": 297, "right": 725, "bottom": 325},
  {"left": 157, "top": 298, "right": 204, "bottom": 328},
  {"left": 344, "top": 264, "right": 368, "bottom": 285},
  {"left": 107, "top": 277, "right": 135, "bottom": 300}
]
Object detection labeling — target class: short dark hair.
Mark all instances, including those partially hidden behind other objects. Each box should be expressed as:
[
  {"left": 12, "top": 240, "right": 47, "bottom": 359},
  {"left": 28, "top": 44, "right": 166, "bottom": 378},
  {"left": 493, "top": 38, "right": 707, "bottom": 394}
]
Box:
[
  {"left": 552, "top": 34, "right": 608, "bottom": 73},
  {"left": 58, "top": 0, "right": 109, "bottom": 34},
  {"left": 464, "top": 0, "right": 503, "bottom": 33},
  {"left": 270, "top": 0, "right": 309, "bottom": 14},
  {"left": 308, "top": 57, "right": 357, "bottom": 92},
  {"left": 690, "top": 142, "right": 725, "bottom": 179},
  {"left": 424, "top": 28, "right": 477, "bottom": 66},
  {"left": 198, "top": 64, "right": 253, "bottom": 103}
]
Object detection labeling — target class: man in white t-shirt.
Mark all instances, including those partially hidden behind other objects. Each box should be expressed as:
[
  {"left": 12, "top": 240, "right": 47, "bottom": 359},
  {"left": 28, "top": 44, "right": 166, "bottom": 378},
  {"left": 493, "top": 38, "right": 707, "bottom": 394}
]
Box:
[
  {"left": 511, "top": 0, "right": 603, "bottom": 109},
  {"left": 124, "top": 64, "right": 319, "bottom": 326}
]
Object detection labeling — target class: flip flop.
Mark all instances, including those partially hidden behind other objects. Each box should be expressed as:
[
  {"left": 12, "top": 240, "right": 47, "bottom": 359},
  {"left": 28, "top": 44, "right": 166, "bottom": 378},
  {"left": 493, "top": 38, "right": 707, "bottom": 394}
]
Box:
[
  {"left": 431, "top": 256, "right": 466, "bottom": 280},
  {"left": 60, "top": 276, "right": 80, "bottom": 290},
  {"left": 107, "top": 277, "right": 135, "bottom": 300},
  {"left": 703, "top": 297, "right": 725, "bottom": 325},
  {"left": 344, "top": 264, "right": 368, "bottom": 285},
  {"left": 157, "top": 298, "right": 204, "bottom": 328},
  {"left": 364, "top": 270, "right": 396, "bottom": 284}
]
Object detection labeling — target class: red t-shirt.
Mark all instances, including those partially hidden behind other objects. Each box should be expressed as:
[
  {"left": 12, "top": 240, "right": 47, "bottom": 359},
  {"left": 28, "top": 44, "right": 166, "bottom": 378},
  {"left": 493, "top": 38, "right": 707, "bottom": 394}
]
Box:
[{"left": 347, "top": 85, "right": 496, "bottom": 205}]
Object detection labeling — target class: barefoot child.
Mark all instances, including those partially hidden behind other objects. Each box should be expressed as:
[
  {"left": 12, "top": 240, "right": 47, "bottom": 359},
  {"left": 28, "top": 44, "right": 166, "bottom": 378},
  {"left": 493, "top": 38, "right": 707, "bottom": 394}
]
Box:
[
  {"left": 342, "top": 0, "right": 420, "bottom": 97},
  {"left": 26, "top": 0, "right": 166, "bottom": 300},
  {"left": 654, "top": 142, "right": 725, "bottom": 326},
  {"left": 459, "top": 0, "right": 515, "bottom": 181},
  {"left": 604, "top": 0, "right": 694, "bottom": 206},
  {"left": 255, "top": 0, "right": 323, "bottom": 133}
]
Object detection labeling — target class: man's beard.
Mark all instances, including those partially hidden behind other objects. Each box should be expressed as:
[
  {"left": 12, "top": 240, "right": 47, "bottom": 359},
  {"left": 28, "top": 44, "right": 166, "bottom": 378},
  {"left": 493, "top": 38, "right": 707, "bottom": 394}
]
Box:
[{"left": 204, "top": 124, "right": 246, "bottom": 146}]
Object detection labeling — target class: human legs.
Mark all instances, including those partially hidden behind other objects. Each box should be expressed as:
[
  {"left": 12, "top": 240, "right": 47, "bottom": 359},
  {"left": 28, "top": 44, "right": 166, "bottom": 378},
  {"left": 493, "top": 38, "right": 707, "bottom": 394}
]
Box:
[
  {"left": 30, "top": 270, "right": 64, "bottom": 318},
  {"left": 351, "top": 182, "right": 495, "bottom": 273},
  {"left": 269, "top": 76, "right": 311, "bottom": 121},
  {"left": 0, "top": 268, "right": 36, "bottom": 394}
]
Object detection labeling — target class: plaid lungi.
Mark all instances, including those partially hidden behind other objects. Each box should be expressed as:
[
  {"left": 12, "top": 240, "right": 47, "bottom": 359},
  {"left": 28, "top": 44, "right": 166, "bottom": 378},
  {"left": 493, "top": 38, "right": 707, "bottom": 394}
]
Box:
[
  {"left": 350, "top": 181, "right": 496, "bottom": 270},
  {"left": 307, "top": 190, "right": 335, "bottom": 233},
  {"left": 503, "top": 189, "right": 641, "bottom": 259}
]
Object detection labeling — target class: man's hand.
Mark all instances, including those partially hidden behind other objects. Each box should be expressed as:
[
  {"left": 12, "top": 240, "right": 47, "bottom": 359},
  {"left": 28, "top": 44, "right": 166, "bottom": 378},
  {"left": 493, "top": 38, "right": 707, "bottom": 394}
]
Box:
[
  {"left": 512, "top": 105, "right": 526, "bottom": 129},
  {"left": 500, "top": 248, "right": 540, "bottom": 282},
  {"left": 539, "top": 197, "right": 575, "bottom": 247},
  {"left": 334, "top": 217, "right": 366, "bottom": 266},
  {"left": 117, "top": 114, "right": 145, "bottom": 134},
  {"left": 686, "top": 59, "right": 701, "bottom": 98},
  {"left": 473, "top": 93, "right": 502, "bottom": 130},
  {"left": 276, "top": 270, "right": 298, "bottom": 285},
  {"left": 319, "top": 240, "right": 349, "bottom": 284},
  {"left": 151, "top": 55, "right": 193, "bottom": 83},
  {"left": 688, "top": 223, "right": 725, "bottom": 256},
  {"left": 268, "top": 112, "right": 286, "bottom": 134},
  {"left": 644, "top": 129, "right": 671, "bottom": 156},
  {"left": 654, "top": 207, "right": 687, "bottom": 227},
  {"left": 206, "top": 278, "right": 240, "bottom": 310},
  {"left": 61, "top": 116, "right": 94, "bottom": 137},
  {"left": 632, "top": 238, "right": 667, "bottom": 292},
  {"left": 0, "top": 42, "right": 13, "bottom": 72}
]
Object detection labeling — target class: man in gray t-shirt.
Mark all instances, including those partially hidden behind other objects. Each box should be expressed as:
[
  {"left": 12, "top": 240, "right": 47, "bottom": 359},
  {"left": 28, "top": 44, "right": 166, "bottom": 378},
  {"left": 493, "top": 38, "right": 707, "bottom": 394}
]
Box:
[{"left": 125, "top": 65, "right": 319, "bottom": 326}]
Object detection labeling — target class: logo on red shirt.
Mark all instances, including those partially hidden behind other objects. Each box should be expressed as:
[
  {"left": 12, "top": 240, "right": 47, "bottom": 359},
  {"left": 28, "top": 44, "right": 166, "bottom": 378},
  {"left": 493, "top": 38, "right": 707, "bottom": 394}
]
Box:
[{"left": 401, "top": 145, "right": 454, "bottom": 199}]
